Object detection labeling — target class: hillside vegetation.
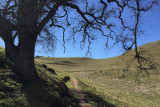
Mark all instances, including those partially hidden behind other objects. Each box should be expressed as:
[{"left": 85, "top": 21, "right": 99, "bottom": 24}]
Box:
[
  {"left": 0, "top": 46, "right": 79, "bottom": 107},
  {"left": 36, "top": 40, "right": 160, "bottom": 107}
]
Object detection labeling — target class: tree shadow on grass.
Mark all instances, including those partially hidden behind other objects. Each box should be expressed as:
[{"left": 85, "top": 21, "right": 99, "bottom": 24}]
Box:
[
  {"left": 47, "top": 62, "right": 76, "bottom": 67},
  {"left": 83, "top": 91, "right": 116, "bottom": 107},
  {"left": 23, "top": 77, "right": 80, "bottom": 107}
]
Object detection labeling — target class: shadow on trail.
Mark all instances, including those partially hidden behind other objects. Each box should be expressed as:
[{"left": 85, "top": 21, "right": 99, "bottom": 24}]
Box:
[
  {"left": 83, "top": 91, "right": 116, "bottom": 107},
  {"left": 23, "top": 78, "right": 80, "bottom": 107},
  {"left": 78, "top": 81, "right": 116, "bottom": 107}
]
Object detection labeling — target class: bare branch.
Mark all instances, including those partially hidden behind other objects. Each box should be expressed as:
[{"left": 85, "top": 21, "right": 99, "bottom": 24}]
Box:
[{"left": 37, "top": 1, "right": 62, "bottom": 35}]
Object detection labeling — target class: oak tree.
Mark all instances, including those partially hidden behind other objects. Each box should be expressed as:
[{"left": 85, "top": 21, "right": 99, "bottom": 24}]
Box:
[{"left": 0, "top": 0, "right": 158, "bottom": 82}]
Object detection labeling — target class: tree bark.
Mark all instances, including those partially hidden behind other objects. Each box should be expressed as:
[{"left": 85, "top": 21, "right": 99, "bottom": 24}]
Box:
[
  {"left": 5, "top": 43, "right": 16, "bottom": 62},
  {"left": 5, "top": 34, "right": 38, "bottom": 82},
  {"left": 14, "top": 51, "right": 38, "bottom": 82},
  {"left": 15, "top": 33, "right": 38, "bottom": 82}
]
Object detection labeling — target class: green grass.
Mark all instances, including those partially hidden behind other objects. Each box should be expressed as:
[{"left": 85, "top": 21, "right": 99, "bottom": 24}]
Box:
[
  {"left": 36, "top": 40, "right": 160, "bottom": 107},
  {"left": 0, "top": 46, "right": 79, "bottom": 107}
]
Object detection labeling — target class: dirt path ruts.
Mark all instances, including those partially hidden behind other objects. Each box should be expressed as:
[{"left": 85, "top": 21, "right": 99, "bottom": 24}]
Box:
[{"left": 70, "top": 77, "right": 89, "bottom": 107}]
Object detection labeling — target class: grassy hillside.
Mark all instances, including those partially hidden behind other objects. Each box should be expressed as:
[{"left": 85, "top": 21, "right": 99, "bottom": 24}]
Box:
[
  {"left": 0, "top": 46, "right": 79, "bottom": 107},
  {"left": 36, "top": 40, "right": 160, "bottom": 107}
]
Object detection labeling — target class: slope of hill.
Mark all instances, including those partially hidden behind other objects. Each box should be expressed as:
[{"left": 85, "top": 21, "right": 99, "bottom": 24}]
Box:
[
  {"left": 0, "top": 46, "right": 79, "bottom": 107},
  {"left": 36, "top": 40, "right": 160, "bottom": 107}
]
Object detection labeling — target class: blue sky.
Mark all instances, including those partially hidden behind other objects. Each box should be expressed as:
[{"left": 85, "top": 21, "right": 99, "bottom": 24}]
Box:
[
  {"left": 0, "top": 5, "right": 160, "bottom": 59},
  {"left": 38, "top": 6, "right": 160, "bottom": 59}
]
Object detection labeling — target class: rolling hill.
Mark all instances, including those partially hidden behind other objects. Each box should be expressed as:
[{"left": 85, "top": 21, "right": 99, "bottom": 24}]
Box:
[{"left": 36, "top": 40, "right": 160, "bottom": 107}]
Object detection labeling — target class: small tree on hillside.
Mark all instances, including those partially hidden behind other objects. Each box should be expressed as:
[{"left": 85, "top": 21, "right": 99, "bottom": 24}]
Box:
[{"left": 0, "top": 0, "right": 158, "bottom": 82}]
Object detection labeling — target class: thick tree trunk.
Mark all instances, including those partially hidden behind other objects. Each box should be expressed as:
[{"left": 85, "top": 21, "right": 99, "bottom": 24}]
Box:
[
  {"left": 14, "top": 53, "right": 38, "bottom": 82},
  {"left": 15, "top": 34, "right": 38, "bottom": 82},
  {"left": 1, "top": 0, "right": 39, "bottom": 83},
  {"left": 5, "top": 35, "right": 38, "bottom": 82}
]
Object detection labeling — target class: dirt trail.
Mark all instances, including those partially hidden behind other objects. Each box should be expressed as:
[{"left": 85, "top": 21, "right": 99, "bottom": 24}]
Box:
[{"left": 70, "top": 77, "right": 89, "bottom": 107}]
